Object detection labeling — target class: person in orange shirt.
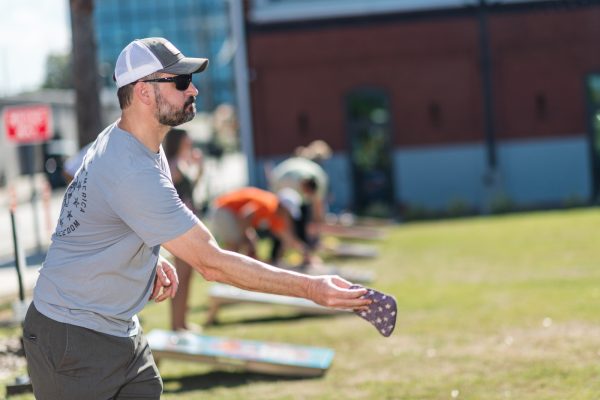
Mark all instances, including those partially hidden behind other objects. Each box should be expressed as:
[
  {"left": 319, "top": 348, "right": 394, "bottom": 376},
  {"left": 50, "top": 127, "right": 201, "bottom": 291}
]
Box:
[{"left": 210, "top": 187, "right": 311, "bottom": 264}]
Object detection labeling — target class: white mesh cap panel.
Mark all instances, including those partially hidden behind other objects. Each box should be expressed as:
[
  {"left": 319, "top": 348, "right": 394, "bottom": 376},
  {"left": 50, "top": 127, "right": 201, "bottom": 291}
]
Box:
[{"left": 114, "top": 41, "right": 164, "bottom": 88}]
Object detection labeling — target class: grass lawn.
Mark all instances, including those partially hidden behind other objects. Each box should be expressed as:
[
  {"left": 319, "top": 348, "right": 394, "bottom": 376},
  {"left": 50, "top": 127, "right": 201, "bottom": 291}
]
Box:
[{"left": 5, "top": 208, "right": 600, "bottom": 399}]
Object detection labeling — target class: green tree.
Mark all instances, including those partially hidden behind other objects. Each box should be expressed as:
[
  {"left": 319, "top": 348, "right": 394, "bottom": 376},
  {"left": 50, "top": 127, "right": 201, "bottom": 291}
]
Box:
[{"left": 42, "top": 53, "right": 73, "bottom": 89}]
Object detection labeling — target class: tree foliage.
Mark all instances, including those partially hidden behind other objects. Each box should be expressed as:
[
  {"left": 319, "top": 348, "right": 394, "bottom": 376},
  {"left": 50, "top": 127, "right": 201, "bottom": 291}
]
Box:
[{"left": 42, "top": 52, "right": 73, "bottom": 89}]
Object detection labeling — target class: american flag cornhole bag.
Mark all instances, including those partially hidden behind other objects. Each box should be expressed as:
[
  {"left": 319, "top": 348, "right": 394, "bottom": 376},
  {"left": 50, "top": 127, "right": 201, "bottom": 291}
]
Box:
[{"left": 350, "top": 285, "right": 397, "bottom": 337}]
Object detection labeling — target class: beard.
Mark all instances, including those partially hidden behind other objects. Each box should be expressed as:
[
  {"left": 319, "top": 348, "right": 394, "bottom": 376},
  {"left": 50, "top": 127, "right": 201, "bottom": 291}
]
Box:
[{"left": 154, "top": 88, "right": 196, "bottom": 127}]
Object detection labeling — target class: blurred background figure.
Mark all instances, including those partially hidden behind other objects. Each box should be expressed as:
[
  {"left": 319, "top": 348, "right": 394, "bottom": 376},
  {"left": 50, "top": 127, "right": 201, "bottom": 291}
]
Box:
[
  {"left": 212, "top": 103, "right": 238, "bottom": 149},
  {"left": 42, "top": 133, "right": 70, "bottom": 190},
  {"left": 163, "top": 128, "right": 205, "bottom": 332},
  {"left": 296, "top": 140, "right": 332, "bottom": 164},
  {"left": 269, "top": 140, "right": 331, "bottom": 260},
  {"left": 205, "top": 103, "right": 239, "bottom": 161},
  {"left": 208, "top": 186, "right": 312, "bottom": 265}
]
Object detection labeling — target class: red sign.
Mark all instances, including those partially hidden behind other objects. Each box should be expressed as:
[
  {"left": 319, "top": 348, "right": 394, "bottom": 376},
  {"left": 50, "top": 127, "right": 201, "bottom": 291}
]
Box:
[{"left": 3, "top": 104, "right": 52, "bottom": 144}]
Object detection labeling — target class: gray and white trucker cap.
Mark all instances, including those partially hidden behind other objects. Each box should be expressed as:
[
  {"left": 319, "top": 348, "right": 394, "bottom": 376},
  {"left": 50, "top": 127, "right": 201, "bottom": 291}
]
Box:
[{"left": 113, "top": 37, "right": 209, "bottom": 88}]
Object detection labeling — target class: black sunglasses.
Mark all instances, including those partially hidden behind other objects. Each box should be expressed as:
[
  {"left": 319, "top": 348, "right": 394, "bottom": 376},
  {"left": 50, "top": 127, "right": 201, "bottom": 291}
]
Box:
[{"left": 138, "top": 74, "right": 193, "bottom": 91}]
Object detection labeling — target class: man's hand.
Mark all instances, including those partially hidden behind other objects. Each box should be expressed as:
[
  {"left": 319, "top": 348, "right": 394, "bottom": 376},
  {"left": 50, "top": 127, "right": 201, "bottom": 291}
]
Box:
[
  {"left": 307, "top": 275, "right": 371, "bottom": 311},
  {"left": 149, "top": 257, "right": 179, "bottom": 303}
]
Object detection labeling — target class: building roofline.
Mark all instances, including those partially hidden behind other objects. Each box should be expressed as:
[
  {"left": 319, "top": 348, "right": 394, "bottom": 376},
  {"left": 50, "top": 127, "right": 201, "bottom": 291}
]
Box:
[{"left": 248, "top": 0, "right": 600, "bottom": 32}]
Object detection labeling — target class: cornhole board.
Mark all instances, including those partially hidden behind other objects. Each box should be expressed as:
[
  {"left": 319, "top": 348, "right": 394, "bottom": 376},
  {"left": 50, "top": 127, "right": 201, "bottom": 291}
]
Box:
[
  {"left": 147, "top": 329, "right": 335, "bottom": 377},
  {"left": 325, "top": 213, "right": 395, "bottom": 227},
  {"left": 205, "top": 283, "right": 343, "bottom": 325},
  {"left": 320, "top": 223, "right": 386, "bottom": 241},
  {"left": 324, "top": 242, "right": 379, "bottom": 259}
]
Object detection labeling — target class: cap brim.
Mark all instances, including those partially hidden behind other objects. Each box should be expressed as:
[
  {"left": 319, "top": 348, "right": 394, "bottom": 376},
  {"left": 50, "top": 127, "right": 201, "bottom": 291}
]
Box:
[{"left": 160, "top": 57, "right": 209, "bottom": 75}]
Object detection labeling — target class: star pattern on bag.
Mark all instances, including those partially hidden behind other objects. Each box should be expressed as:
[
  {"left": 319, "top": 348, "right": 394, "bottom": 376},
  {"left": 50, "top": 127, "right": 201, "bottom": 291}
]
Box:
[{"left": 350, "top": 285, "right": 397, "bottom": 337}]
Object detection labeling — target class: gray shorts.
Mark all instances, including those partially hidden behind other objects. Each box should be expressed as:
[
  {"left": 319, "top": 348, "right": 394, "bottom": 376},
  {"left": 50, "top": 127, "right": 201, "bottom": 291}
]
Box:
[{"left": 22, "top": 304, "right": 162, "bottom": 400}]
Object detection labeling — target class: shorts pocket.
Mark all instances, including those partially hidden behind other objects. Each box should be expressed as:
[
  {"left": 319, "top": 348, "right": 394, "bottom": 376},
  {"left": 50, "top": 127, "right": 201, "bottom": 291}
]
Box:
[
  {"left": 23, "top": 305, "right": 69, "bottom": 371},
  {"left": 54, "top": 324, "right": 96, "bottom": 377}
]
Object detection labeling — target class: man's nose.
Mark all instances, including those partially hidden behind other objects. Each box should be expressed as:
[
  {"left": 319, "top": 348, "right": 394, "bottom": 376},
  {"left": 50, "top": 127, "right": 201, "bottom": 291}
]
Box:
[{"left": 186, "top": 82, "right": 199, "bottom": 96}]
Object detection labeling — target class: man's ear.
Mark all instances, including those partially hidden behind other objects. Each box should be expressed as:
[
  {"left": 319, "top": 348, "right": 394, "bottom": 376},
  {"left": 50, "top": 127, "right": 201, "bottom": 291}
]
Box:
[{"left": 134, "top": 82, "right": 153, "bottom": 106}]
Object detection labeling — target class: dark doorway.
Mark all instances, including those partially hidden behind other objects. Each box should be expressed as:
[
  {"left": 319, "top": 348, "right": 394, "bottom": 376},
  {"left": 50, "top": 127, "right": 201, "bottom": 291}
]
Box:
[
  {"left": 345, "top": 88, "right": 395, "bottom": 217},
  {"left": 586, "top": 74, "right": 600, "bottom": 201}
]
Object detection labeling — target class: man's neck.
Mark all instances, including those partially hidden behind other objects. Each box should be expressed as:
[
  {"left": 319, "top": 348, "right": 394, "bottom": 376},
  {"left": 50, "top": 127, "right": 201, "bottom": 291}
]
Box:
[{"left": 118, "top": 113, "right": 170, "bottom": 153}]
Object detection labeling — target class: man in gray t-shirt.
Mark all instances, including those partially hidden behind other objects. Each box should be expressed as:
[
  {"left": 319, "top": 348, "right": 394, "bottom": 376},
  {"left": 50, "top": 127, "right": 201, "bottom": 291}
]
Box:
[
  {"left": 34, "top": 121, "right": 197, "bottom": 337},
  {"left": 23, "top": 37, "right": 371, "bottom": 400}
]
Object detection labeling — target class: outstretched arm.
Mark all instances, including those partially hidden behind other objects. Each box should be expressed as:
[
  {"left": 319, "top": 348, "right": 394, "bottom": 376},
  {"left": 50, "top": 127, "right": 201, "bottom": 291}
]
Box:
[{"left": 163, "top": 222, "right": 370, "bottom": 310}]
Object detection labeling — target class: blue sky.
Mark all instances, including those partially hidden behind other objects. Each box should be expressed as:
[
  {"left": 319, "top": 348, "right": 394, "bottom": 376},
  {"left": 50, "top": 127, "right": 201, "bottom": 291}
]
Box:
[{"left": 0, "top": 0, "right": 70, "bottom": 96}]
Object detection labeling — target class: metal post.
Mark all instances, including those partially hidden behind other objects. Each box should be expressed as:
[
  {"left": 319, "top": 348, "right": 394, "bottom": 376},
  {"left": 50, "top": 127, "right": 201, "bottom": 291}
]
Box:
[
  {"left": 6, "top": 192, "right": 33, "bottom": 396},
  {"left": 30, "top": 172, "right": 43, "bottom": 253},
  {"left": 228, "top": 0, "right": 257, "bottom": 186},
  {"left": 9, "top": 210, "right": 26, "bottom": 302},
  {"left": 477, "top": 0, "right": 504, "bottom": 213},
  {"left": 478, "top": 0, "right": 497, "bottom": 170}
]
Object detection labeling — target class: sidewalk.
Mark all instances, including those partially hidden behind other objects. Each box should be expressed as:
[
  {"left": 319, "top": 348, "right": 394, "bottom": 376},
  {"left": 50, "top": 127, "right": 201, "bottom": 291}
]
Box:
[
  {"left": 0, "top": 152, "right": 248, "bottom": 305},
  {"left": 0, "top": 173, "right": 60, "bottom": 303}
]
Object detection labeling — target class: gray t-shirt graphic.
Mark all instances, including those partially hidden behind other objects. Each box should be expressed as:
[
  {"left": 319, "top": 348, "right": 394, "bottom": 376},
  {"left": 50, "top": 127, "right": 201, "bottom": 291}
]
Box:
[{"left": 34, "top": 122, "right": 199, "bottom": 337}]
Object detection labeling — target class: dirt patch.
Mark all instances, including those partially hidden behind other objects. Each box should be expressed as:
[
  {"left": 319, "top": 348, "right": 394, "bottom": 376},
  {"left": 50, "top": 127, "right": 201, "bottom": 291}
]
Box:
[{"left": 0, "top": 336, "right": 27, "bottom": 380}]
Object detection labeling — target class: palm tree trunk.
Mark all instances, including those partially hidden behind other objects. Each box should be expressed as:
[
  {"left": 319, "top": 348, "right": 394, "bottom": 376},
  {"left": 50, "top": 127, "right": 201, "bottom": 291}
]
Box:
[{"left": 70, "top": 0, "right": 103, "bottom": 147}]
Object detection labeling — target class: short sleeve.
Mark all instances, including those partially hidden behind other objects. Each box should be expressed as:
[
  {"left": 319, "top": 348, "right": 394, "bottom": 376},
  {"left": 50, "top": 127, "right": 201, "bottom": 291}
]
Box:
[{"left": 107, "top": 168, "right": 199, "bottom": 247}]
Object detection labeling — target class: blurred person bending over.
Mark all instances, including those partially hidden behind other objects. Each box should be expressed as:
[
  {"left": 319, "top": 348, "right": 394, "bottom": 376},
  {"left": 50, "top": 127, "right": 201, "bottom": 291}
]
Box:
[
  {"left": 22, "top": 37, "right": 370, "bottom": 400},
  {"left": 163, "top": 128, "right": 204, "bottom": 332},
  {"left": 269, "top": 177, "right": 321, "bottom": 264},
  {"left": 209, "top": 186, "right": 314, "bottom": 265},
  {"left": 269, "top": 140, "right": 331, "bottom": 254}
]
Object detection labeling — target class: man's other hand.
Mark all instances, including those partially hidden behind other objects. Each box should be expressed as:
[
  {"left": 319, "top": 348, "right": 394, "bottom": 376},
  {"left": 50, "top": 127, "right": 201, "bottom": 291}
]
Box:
[{"left": 149, "top": 257, "right": 179, "bottom": 303}]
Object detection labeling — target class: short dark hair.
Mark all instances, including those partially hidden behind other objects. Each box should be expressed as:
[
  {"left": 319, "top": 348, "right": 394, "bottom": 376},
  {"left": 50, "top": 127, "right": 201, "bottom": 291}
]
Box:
[
  {"left": 116, "top": 72, "right": 162, "bottom": 110},
  {"left": 117, "top": 84, "right": 134, "bottom": 110}
]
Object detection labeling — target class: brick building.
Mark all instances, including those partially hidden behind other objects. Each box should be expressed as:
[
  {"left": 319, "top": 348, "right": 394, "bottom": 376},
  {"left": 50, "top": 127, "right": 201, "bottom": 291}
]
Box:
[{"left": 245, "top": 0, "right": 600, "bottom": 217}]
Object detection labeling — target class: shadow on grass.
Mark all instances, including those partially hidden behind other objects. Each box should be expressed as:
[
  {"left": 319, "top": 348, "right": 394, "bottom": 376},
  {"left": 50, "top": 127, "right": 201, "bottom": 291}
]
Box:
[
  {"left": 209, "top": 312, "right": 342, "bottom": 327},
  {"left": 162, "top": 370, "right": 311, "bottom": 393}
]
